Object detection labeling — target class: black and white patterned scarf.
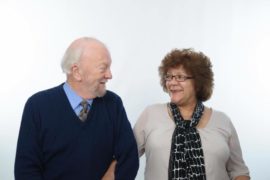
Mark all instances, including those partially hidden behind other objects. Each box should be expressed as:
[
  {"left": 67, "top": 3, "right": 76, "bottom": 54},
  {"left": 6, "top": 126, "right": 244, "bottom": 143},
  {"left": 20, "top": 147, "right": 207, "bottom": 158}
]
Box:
[{"left": 168, "top": 102, "right": 206, "bottom": 180}]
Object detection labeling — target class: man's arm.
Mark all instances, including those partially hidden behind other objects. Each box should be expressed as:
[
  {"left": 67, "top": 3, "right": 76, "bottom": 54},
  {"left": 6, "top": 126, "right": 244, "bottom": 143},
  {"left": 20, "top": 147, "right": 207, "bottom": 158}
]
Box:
[
  {"left": 113, "top": 98, "right": 139, "bottom": 180},
  {"left": 15, "top": 98, "right": 43, "bottom": 180}
]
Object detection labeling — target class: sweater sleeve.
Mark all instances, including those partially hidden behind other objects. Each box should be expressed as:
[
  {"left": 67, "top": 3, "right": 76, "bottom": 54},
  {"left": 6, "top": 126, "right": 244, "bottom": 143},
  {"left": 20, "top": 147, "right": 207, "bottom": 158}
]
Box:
[
  {"left": 15, "top": 97, "right": 43, "bottom": 180},
  {"left": 113, "top": 97, "right": 139, "bottom": 180},
  {"left": 226, "top": 120, "right": 250, "bottom": 179}
]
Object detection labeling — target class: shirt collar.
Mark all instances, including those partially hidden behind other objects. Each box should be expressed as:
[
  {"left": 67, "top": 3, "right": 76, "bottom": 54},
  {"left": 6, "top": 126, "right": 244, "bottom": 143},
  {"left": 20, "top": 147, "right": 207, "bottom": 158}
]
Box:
[{"left": 63, "top": 82, "right": 93, "bottom": 110}]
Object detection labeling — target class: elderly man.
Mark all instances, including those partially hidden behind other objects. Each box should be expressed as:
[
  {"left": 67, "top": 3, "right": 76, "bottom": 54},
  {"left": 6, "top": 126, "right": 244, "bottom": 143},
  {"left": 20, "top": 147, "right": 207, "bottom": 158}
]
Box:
[{"left": 15, "top": 37, "right": 139, "bottom": 180}]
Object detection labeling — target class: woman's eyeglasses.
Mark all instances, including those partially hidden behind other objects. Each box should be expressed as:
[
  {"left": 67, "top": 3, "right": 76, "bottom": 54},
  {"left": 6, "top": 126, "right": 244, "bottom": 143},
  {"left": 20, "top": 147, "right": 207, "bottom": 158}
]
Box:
[{"left": 164, "top": 74, "right": 194, "bottom": 82}]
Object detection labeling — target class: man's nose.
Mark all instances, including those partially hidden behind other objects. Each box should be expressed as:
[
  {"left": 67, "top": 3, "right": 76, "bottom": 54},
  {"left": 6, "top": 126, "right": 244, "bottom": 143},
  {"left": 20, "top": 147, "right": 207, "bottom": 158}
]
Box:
[{"left": 105, "top": 69, "right": 112, "bottom": 79}]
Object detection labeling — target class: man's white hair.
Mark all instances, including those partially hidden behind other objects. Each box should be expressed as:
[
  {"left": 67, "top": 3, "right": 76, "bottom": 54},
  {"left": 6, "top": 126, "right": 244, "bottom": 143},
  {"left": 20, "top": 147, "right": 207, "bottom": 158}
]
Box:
[
  {"left": 61, "top": 47, "right": 82, "bottom": 74},
  {"left": 60, "top": 37, "right": 106, "bottom": 74}
]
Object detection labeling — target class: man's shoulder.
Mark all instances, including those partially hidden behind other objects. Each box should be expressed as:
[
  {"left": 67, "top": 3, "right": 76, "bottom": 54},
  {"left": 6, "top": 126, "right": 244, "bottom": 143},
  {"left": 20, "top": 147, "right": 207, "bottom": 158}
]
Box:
[
  {"left": 28, "top": 84, "right": 64, "bottom": 102},
  {"left": 95, "top": 90, "right": 125, "bottom": 109},
  {"left": 102, "top": 90, "right": 121, "bottom": 101}
]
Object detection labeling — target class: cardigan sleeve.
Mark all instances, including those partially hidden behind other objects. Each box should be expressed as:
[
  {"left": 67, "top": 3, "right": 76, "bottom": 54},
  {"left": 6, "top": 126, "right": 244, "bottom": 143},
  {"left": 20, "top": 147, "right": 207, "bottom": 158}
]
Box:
[
  {"left": 226, "top": 120, "right": 250, "bottom": 179},
  {"left": 133, "top": 107, "right": 149, "bottom": 157},
  {"left": 15, "top": 97, "right": 43, "bottom": 180},
  {"left": 113, "top": 97, "right": 139, "bottom": 180}
]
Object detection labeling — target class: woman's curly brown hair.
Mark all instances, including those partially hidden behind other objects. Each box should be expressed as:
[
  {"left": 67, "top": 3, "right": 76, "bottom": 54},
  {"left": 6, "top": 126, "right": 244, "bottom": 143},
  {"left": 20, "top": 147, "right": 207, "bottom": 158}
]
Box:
[{"left": 158, "top": 48, "right": 214, "bottom": 102}]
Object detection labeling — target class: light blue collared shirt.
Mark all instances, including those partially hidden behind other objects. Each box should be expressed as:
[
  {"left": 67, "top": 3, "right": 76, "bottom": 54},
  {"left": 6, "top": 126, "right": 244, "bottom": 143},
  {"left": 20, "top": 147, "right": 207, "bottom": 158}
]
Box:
[{"left": 63, "top": 82, "right": 93, "bottom": 116}]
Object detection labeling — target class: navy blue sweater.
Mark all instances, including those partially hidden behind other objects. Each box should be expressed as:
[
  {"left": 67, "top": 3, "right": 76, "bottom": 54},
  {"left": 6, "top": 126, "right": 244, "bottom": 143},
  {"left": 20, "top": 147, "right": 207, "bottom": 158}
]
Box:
[{"left": 15, "top": 84, "right": 139, "bottom": 180}]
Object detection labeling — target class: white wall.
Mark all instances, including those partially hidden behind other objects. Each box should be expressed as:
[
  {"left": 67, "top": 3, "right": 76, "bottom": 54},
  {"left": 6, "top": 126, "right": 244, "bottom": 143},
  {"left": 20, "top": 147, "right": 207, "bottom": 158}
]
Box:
[{"left": 1, "top": 0, "right": 269, "bottom": 179}]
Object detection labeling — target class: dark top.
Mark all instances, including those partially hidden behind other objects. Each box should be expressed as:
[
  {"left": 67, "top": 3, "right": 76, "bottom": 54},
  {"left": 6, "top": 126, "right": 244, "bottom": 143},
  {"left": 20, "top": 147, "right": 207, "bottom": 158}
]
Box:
[{"left": 15, "top": 84, "right": 139, "bottom": 180}]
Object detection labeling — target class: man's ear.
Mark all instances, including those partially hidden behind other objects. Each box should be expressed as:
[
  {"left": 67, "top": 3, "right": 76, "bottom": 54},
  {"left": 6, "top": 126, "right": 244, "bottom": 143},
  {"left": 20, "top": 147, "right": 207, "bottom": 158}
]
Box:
[{"left": 71, "top": 64, "right": 82, "bottom": 81}]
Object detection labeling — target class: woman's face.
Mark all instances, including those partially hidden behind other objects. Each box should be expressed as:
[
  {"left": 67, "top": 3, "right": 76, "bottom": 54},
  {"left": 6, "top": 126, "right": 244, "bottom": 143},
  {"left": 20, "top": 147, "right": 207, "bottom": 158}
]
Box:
[{"left": 165, "top": 66, "right": 197, "bottom": 106}]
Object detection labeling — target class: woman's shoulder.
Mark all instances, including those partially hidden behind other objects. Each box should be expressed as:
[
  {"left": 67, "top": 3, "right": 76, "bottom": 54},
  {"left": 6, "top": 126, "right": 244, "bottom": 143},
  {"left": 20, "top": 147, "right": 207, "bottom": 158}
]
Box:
[
  {"left": 210, "top": 109, "right": 234, "bottom": 127},
  {"left": 136, "top": 103, "right": 168, "bottom": 124},
  {"left": 144, "top": 103, "right": 167, "bottom": 112},
  {"left": 211, "top": 109, "right": 230, "bottom": 120}
]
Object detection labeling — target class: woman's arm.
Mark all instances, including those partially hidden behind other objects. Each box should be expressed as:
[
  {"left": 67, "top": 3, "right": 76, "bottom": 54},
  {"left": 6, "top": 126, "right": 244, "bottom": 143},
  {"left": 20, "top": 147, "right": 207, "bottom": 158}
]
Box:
[
  {"left": 101, "top": 160, "right": 117, "bottom": 180},
  {"left": 226, "top": 119, "right": 250, "bottom": 179}
]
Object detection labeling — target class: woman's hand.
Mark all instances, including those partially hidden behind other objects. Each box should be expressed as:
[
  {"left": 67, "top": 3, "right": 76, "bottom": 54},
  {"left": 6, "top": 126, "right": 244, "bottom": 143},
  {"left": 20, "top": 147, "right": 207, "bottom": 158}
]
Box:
[
  {"left": 235, "top": 175, "right": 250, "bottom": 180},
  {"left": 101, "top": 160, "right": 117, "bottom": 180}
]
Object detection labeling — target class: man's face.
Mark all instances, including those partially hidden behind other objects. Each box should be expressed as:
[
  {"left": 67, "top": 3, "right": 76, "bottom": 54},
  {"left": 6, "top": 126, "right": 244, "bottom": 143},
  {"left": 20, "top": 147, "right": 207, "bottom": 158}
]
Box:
[{"left": 78, "top": 44, "right": 112, "bottom": 98}]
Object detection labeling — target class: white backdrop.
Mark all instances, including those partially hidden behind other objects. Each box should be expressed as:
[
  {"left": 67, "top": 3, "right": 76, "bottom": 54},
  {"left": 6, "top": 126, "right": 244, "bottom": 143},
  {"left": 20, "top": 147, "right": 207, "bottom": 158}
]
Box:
[{"left": 1, "top": 0, "right": 270, "bottom": 179}]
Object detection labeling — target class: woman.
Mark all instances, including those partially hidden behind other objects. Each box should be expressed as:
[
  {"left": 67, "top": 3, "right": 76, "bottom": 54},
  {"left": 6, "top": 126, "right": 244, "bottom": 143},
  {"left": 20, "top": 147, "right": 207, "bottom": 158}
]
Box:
[{"left": 133, "top": 49, "right": 250, "bottom": 180}]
